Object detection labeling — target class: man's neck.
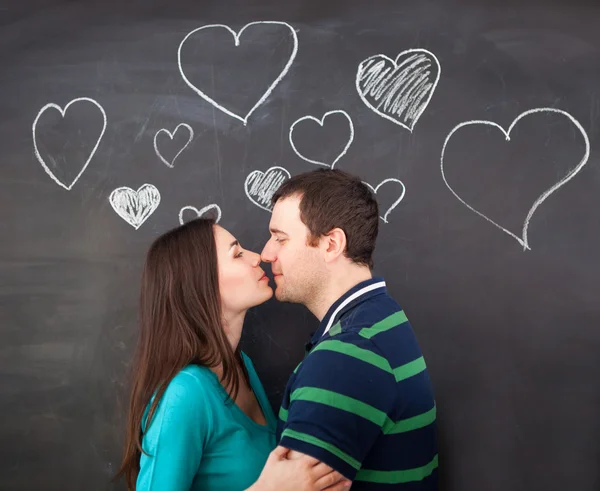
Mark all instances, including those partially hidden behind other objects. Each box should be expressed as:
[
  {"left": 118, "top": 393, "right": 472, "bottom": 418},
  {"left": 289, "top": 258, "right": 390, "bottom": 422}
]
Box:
[{"left": 307, "top": 267, "right": 373, "bottom": 322}]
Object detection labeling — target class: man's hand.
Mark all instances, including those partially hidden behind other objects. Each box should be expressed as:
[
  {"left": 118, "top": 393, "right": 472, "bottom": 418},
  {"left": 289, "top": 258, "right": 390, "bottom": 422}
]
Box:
[{"left": 247, "top": 446, "right": 351, "bottom": 491}]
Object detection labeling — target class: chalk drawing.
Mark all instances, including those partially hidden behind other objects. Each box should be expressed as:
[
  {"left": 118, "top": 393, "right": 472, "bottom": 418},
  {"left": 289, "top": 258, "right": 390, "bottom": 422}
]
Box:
[
  {"left": 109, "top": 184, "right": 161, "bottom": 230},
  {"left": 179, "top": 204, "right": 222, "bottom": 225},
  {"left": 178, "top": 21, "right": 298, "bottom": 125},
  {"left": 440, "top": 107, "right": 590, "bottom": 251},
  {"left": 289, "top": 110, "right": 354, "bottom": 168},
  {"left": 363, "top": 178, "right": 406, "bottom": 223},
  {"left": 245, "top": 166, "right": 290, "bottom": 212},
  {"left": 32, "top": 97, "right": 107, "bottom": 190},
  {"left": 356, "top": 49, "right": 440, "bottom": 132},
  {"left": 154, "top": 123, "right": 194, "bottom": 168}
]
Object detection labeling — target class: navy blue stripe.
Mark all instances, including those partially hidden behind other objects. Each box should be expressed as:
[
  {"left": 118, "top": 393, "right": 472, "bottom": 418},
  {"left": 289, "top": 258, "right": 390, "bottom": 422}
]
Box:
[
  {"left": 349, "top": 468, "right": 438, "bottom": 491},
  {"left": 361, "top": 424, "right": 439, "bottom": 470},
  {"left": 294, "top": 346, "right": 396, "bottom": 414}
]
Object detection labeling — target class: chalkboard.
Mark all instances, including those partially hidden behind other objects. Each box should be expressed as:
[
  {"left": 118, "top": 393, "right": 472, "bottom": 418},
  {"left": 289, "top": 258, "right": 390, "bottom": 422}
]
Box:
[{"left": 2, "top": 0, "right": 600, "bottom": 490}]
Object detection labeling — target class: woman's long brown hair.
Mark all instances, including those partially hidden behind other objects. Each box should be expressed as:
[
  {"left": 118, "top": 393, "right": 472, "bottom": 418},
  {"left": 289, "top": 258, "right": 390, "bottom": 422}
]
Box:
[{"left": 115, "top": 217, "right": 249, "bottom": 490}]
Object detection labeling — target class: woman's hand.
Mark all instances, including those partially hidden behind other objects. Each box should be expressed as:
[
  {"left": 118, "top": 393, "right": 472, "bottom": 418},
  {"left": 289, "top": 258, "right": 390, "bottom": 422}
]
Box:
[{"left": 247, "top": 446, "right": 351, "bottom": 491}]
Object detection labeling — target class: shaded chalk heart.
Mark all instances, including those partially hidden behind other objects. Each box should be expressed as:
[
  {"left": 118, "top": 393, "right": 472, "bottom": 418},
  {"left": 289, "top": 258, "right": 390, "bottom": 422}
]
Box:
[
  {"left": 179, "top": 204, "right": 222, "bottom": 225},
  {"left": 154, "top": 123, "right": 194, "bottom": 168},
  {"left": 109, "top": 184, "right": 161, "bottom": 230},
  {"left": 356, "top": 49, "right": 440, "bottom": 132},
  {"left": 245, "top": 166, "right": 290, "bottom": 212},
  {"left": 32, "top": 97, "right": 107, "bottom": 190},
  {"left": 178, "top": 21, "right": 298, "bottom": 125},
  {"left": 289, "top": 110, "right": 354, "bottom": 168},
  {"left": 441, "top": 107, "right": 590, "bottom": 251},
  {"left": 363, "top": 178, "right": 406, "bottom": 223}
]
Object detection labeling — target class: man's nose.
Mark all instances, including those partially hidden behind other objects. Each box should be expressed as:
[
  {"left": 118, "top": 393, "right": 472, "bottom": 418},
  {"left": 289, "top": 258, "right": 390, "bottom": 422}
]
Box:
[{"left": 261, "top": 242, "right": 275, "bottom": 263}]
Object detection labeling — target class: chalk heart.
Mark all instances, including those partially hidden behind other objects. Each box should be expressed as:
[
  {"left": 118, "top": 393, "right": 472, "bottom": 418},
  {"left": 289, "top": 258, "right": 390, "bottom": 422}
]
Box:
[
  {"left": 441, "top": 108, "right": 590, "bottom": 251},
  {"left": 356, "top": 48, "right": 440, "bottom": 132},
  {"left": 179, "top": 204, "right": 222, "bottom": 225},
  {"left": 154, "top": 123, "right": 194, "bottom": 168},
  {"left": 245, "top": 166, "right": 291, "bottom": 212},
  {"left": 109, "top": 184, "right": 161, "bottom": 230},
  {"left": 363, "top": 178, "right": 406, "bottom": 223},
  {"left": 289, "top": 110, "right": 354, "bottom": 168},
  {"left": 178, "top": 21, "right": 298, "bottom": 125},
  {"left": 32, "top": 97, "right": 107, "bottom": 190}
]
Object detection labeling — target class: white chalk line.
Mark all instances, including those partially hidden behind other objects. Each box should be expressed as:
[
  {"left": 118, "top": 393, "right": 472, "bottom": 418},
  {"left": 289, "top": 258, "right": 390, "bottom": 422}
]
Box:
[
  {"left": 440, "top": 107, "right": 590, "bottom": 251},
  {"left": 289, "top": 110, "right": 354, "bottom": 168},
  {"left": 363, "top": 178, "right": 406, "bottom": 223},
  {"left": 245, "top": 166, "right": 291, "bottom": 211},
  {"left": 356, "top": 48, "right": 440, "bottom": 132},
  {"left": 154, "top": 123, "right": 194, "bottom": 168},
  {"left": 178, "top": 21, "right": 298, "bottom": 125},
  {"left": 109, "top": 183, "right": 161, "bottom": 230},
  {"left": 32, "top": 97, "right": 107, "bottom": 190},
  {"left": 179, "top": 204, "right": 222, "bottom": 225}
]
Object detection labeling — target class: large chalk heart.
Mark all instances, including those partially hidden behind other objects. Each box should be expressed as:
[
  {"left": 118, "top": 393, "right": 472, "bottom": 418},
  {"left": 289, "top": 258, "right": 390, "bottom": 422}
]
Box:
[
  {"left": 154, "top": 123, "right": 194, "bottom": 168},
  {"left": 179, "top": 204, "right": 222, "bottom": 225},
  {"left": 245, "top": 166, "right": 291, "bottom": 212},
  {"left": 109, "top": 184, "right": 161, "bottom": 230},
  {"left": 441, "top": 108, "right": 590, "bottom": 250},
  {"left": 363, "top": 178, "right": 406, "bottom": 223},
  {"left": 178, "top": 21, "right": 298, "bottom": 125},
  {"left": 356, "top": 49, "right": 440, "bottom": 132},
  {"left": 32, "top": 97, "right": 107, "bottom": 190},
  {"left": 289, "top": 110, "right": 354, "bottom": 169}
]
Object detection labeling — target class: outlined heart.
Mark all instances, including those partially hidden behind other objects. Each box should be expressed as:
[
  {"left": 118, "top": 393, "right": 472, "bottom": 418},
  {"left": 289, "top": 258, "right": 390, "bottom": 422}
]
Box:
[
  {"left": 154, "top": 123, "right": 194, "bottom": 168},
  {"left": 245, "top": 166, "right": 291, "bottom": 212},
  {"left": 363, "top": 178, "right": 406, "bottom": 223},
  {"left": 109, "top": 184, "right": 161, "bottom": 230},
  {"left": 32, "top": 97, "right": 107, "bottom": 190},
  {"left": 178, "top": 21, "right": 298, "bottom": 125},
  {"left": 441, "top": 107, "right": 590, "bottom": 251},
  {"left": 356, "top": 49, "right": 440, "bottom": 132},
  {"left": 179, "top": 204, "right": 222, "bottom": 225},
  {"left": 289, "top": 110, "right": 354, "bottom": 168}
]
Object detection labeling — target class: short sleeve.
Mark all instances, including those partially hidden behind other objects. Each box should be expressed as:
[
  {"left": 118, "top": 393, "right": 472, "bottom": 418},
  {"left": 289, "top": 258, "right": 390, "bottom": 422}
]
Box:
[
  {"left": 136, "top": 369, "right": 214, "bottom": 491},
  {"left": 278, "top": 332, "right": 398, "bottom": 480}
]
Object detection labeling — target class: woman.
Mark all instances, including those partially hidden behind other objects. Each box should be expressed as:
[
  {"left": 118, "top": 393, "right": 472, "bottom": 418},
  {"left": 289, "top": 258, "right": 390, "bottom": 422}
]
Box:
[{"left": 115, "top": 217, "right": 349, "bottom": 491}]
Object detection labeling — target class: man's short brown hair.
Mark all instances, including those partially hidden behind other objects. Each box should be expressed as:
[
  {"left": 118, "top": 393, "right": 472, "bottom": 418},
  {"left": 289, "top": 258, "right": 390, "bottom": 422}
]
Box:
[{"left": 272, "top": 168, "right": 379, "bottom": 269}]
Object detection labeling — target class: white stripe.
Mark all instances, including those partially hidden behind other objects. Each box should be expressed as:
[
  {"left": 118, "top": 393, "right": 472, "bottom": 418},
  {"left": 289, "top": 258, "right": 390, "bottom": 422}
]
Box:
[{"left": 322, "top": 281, "right": 387, "bottom": 336}]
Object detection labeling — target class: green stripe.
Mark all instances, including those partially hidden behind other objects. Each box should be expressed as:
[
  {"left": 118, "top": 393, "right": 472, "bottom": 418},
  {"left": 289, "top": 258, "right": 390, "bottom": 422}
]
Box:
[
  {"left": 291, "top": 387, "right": 388, "bottom": 427},
  {"left": 393, "top": 356, "right": 426, "bottom": 382},
  {"left": 279, "top": 406, "right": 288, "bottom": 422},
  {"left": 385, "top": 405, "right": 437, "bottom": 434},
  {"left": 293, "top": 361, "right": 302, "bottom": 374},
  {"left": 328, "top": 321, "right": 342, "bottom": 337},
  {"left": 360, "top": 311, "right": 408, "bottom": 339},
  {"left": 310, "top": 340, "right": 393, "bottom": 374},
  {"left": 356, "top": 454, "right": 439, "bottom": 484},
  {"left": 281, "top": 428, "right": 361, "bottom": 470}
]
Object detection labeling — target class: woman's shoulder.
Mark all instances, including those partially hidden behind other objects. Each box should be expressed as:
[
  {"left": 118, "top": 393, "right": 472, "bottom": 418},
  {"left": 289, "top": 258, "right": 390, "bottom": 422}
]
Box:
[{"left": 160, "top": 364, "right": 221, "bottom": 408}]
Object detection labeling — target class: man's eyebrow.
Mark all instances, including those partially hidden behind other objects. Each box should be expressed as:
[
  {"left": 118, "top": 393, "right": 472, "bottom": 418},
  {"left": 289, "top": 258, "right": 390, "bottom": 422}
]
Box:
[
  {"left": 269, "top": 228, "right": 288, "bottom": 235},
  {"left": 229, "top": 240, "right": 239, "bottom": 250}
]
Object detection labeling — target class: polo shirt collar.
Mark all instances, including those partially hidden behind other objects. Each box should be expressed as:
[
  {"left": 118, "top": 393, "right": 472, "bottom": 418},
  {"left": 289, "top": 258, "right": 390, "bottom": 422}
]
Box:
[{"left": 308, "top": 277, "right": 387, "bottom": 347}]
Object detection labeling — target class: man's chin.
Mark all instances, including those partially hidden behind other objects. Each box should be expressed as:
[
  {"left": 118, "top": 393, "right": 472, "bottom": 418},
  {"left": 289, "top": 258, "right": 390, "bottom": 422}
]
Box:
[{"left": 274, "top": 287, "right": 290, "bottom": 303}]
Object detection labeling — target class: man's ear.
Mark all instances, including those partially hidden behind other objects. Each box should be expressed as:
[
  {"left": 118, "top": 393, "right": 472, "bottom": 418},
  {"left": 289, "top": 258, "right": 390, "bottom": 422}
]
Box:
[{"left": 322, "top": 228, "right": 347, "bottom": 263}]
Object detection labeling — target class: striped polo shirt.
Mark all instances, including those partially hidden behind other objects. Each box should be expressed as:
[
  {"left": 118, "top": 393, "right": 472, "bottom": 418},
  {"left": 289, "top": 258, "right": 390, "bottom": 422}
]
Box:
[{"left": 277, "top": 277, "right": 438, "bottom": 490}]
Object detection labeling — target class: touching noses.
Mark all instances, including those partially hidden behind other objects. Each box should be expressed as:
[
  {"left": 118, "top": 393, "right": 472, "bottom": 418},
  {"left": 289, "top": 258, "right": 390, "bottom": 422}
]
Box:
[
  {"left": 261, "top": 241, "right": 275, "bottom": 264},
  {"left": 249, "top": 251, "right": 261, "bottom": 267}
]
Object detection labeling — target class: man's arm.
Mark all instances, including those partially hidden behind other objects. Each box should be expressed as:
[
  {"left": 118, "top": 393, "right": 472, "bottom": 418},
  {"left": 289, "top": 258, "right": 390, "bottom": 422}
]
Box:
[{"left": 278, "top": 332, "right": 398, "bottom": 480}]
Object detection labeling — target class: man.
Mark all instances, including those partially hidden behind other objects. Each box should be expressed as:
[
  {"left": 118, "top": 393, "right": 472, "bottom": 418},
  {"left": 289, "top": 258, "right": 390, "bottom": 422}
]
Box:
[{"left": 260, "top": 168, "right": 438, "bottom": 490}]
